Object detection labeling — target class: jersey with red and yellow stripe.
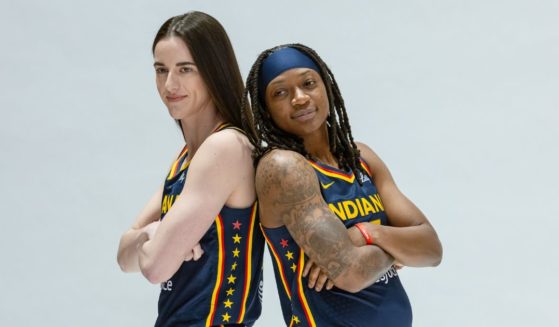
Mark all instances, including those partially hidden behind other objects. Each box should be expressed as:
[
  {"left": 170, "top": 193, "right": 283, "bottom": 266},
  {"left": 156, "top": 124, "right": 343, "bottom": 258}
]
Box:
[
  {"left": 261, "top": 159, "right": 412, "bottom": 327},
  {"left": 155, "top": 141, "right": 265, "bottom": 327}
]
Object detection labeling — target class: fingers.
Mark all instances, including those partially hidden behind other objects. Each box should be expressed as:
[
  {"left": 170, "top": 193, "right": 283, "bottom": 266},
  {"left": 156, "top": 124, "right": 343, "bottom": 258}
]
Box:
[
  {"left": 184, "top": 244, "right": 204, "bottom": 262},
  {"left": 325, "top": 279, "right": 334, "bottom": 290},
  {"left": 307, "top": 265, "right": 321, "bottom": 289},
  {"left": 192, "top": 244, "right": 204, "bottom": 261},
  {"left": 304, "top": 260, "right": 335, "bottom": 292},
  {"left": 393, "top": 261, "right": 404, "bottom": 270},
  {"left": 303, "top": 260, "right": 314, "bottom": 277},
  {"left": 314, "top": 272, "right": 329, "bottom": 292}
]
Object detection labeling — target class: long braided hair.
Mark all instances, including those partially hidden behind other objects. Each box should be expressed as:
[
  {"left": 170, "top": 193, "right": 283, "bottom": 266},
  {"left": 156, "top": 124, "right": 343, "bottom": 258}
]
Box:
[{"left": 241, "top": 43, "right": 364, "bottom": 179}]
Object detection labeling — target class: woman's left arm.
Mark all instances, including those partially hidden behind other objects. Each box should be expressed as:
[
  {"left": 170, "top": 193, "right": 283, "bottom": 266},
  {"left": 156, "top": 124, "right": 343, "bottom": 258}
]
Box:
[{"left": 356, "top": 142, "right": 442, "bottom": 267}]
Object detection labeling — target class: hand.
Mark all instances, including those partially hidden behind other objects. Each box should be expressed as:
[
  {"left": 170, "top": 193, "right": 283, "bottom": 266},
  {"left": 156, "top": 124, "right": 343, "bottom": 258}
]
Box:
[
  {"left": 143, "top": 220, "right": 161, "bottom": 240},
  {"left": 394, "top": 261, "right": 404, "bottom": 270},
  {"left": 303, "top": 259, "right": 334, "bottom": 292},
  {"left": 184, "top": 243, "right": 204, "bottom": 262}
]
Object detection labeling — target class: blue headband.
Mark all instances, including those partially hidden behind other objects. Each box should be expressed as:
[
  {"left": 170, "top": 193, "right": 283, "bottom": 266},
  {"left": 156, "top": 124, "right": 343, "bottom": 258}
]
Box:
[{"left": 258, "top": 47, "right": 320, "bottom": 99}]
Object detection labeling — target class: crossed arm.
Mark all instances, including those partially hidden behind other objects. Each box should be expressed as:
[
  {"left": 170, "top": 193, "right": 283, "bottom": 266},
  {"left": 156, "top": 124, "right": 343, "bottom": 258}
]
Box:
[
  {"left": 302, "top": 144, "right": 443, "bottom": 291},
  {"left": 256, "top": 150, "right": 395, "bottom": 293},
  {"left": 117, "top": 185, "right": 164, "bottom": 273},
  {"left": 354, "top": 142, "right": 443, "bottom": 268},
  {"left": 117, "top": 130, "right": 255, "bottom": 283}
]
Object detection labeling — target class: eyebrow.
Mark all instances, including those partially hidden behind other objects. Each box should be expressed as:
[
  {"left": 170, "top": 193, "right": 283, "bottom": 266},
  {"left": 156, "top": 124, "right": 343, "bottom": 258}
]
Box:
[
  {"left": 268, "top": 69, "right": 316, "bottom": 86},
  {"left": 153, "top": 61, "right": 196, "bottom": 67}
]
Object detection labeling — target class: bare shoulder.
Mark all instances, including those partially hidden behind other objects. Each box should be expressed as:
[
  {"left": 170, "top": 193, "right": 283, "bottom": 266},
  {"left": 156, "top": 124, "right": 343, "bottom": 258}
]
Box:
[
  {"left": 355, "top": 141, "right": 391, "bottom": 178},
  {"left": 217, "top": 128, "right": 254, "bottom": 149},
  {"left": 255, "top": 150, "right": 319, "bottom": 204},
  {"left": 191, "top": 128, "right": 254, "bottom": 170},
  {"left": 256, "top": 149, "right": 309, "bottom": 176},
  {"left": 183, "top": 128, "right": 254, "bottom": 188},
  {"left": 188, "top": 128, "right": 255, "bottom": 207},
  {"left": 203, "top": 128, "right": 253, "bottom": 155},
  {"left": 355, "top": 141, "right": 381, "bottom": 165}
]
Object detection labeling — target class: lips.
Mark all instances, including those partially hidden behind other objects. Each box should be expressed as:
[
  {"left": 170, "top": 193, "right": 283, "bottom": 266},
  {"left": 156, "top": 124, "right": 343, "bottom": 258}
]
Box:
[
  {"left": 292, "top": 108, "right": 317, "bottom": 121},
  {"left": 166, "top": 95, "right": 187, "bottom": 102}
]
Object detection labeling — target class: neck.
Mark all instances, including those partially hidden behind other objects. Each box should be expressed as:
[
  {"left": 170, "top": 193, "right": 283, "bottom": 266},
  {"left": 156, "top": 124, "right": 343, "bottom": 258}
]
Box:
[
  {"left": 179, "top": 109, "right": 224, "bottom": 159},
  {"left": 303, "top": 124, "right": 338, "bottom": 167}
]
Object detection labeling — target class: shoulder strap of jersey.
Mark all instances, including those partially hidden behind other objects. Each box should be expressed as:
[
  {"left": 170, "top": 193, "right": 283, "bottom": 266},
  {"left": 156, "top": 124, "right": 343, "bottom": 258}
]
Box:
[
  {"left": 359, "top": 158, "right": 373, "bottom": 178},
  {"left": 213, "top": 122, "right": 246, "bottom": 135},
  {"left": 167, "top": 145, "right": 189, "bottom": 180}
]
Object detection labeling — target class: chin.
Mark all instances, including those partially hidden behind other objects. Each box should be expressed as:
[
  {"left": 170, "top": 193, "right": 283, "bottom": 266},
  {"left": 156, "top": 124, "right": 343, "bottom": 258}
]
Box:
[{"left": 166, "top": 108, "right": 184, "bottom": 121}]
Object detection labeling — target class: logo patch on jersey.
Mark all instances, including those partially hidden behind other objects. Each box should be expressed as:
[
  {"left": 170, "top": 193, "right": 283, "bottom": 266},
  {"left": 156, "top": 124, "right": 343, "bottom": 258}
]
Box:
[
  {"left": 178, "top": 171, "right": 186, "bottom": 183},
  {"left": 359, "top": 173, "right": 370, "bottom": 183},
  {"left": 320, "top": 181, "right": 335, "bottom": 189}
]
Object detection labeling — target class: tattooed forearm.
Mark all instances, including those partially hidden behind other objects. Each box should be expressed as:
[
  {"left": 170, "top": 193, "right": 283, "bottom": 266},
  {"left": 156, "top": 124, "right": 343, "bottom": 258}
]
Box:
[
  {"left": 282, "top": 199, "right": 355, "bottom": 280},
  {"left": 357, "top": 247, "right": 394, "bottom": 282}
]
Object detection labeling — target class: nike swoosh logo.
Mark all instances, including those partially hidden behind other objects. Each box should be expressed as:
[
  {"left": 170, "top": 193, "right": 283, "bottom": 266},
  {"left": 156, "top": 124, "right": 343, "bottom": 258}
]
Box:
[{"left": 321, "top": 181, "right": 335, "bottom": 189}]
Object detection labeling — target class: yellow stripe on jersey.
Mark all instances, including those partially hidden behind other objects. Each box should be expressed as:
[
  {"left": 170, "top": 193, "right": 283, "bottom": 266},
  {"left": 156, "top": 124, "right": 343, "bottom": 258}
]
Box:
[
  {"left": 237, "top": 204, "right": 258, "bottom": 323},
  {"left": 260, "top": 226, "right": 292, "bottom": 300},
  {"left": 167, "top": 146, "right": 189, "bottom": 180},
  {"left": 359, "top": 159, "right": 372, "bottom": 177},
  {"left": 297, "top": 251, "right": 317, "bottom": 327},
  {"left": 206, "top": 215, "right": 225, "bottom": 327},
  {"left": 307, "top": 161, "right": 355, "bottom": 183}
]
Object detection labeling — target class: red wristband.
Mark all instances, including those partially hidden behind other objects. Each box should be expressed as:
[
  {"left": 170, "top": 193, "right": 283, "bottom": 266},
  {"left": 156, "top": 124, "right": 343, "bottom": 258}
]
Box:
[{"left": 355, "top": 222, "right": 373, "bottom": 245}]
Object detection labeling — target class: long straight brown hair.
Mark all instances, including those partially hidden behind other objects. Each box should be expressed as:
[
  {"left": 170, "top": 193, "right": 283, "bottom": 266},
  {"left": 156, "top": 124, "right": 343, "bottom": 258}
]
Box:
[{"left": 152, "top": 11, "right": 245, "bottom": 131}]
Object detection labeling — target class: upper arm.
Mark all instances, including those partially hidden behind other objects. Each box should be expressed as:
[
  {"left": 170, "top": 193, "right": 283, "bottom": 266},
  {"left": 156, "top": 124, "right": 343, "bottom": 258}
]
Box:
[
  {"left": 142, "top": 131, "right": 255, "bottom": 280},
  {"left": 256, "top": 151, "right": 358, "bottom": 280},
  {"left": 356, "top": 142, "right": 429, "bottom": 227}
]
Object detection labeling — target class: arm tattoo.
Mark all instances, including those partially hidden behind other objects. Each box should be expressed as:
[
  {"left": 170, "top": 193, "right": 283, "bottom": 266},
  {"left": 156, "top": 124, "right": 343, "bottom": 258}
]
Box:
[
  {"left": 282, "top": 201, "right": 354, "bottom": 279},
  {"left": 256, "top": 152, "right": 316, "bottom": 205},
  {"left": 256, "top": 151, "right": 359, "bottom": 280}
]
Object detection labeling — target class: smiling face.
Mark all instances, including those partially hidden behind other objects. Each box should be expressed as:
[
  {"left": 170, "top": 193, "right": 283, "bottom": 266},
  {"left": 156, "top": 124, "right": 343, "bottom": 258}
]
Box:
[
  {"left": 264, "top": 68, "right": 330, "bottom": 139},
  {"left": 153, "top": 36, "right": 214, "bottom": 121}
]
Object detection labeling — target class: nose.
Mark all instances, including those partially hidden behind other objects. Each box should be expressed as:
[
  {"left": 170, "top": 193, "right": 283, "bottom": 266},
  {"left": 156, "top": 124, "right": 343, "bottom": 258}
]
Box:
[
  {"left": 165, "top": 72, "right": 179, "bottom": 93},
  {"left": 291, "top": 87, "right": 310, "bottom": 107}
]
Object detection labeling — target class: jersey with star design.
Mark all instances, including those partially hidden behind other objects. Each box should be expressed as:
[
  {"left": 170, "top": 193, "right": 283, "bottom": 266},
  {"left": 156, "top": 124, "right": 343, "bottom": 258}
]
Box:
[{"left": 155, "top": 138, "right": 265, "bottom": 327}]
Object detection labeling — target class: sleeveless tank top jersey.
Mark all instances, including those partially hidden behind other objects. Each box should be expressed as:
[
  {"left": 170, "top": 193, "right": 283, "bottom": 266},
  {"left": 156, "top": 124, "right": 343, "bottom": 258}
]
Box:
[
  {"left": 155, "top": 125, "right": 265, "bottom": 327},
  {"left": 261, "top": 159, "right": 412, "bottom": 327}
]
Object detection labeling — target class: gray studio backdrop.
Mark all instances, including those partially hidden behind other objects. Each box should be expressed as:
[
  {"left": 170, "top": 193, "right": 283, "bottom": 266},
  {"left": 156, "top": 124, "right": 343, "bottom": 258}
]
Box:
[{"left": 1, "top": 0, "right": 557, "bottom": 326}]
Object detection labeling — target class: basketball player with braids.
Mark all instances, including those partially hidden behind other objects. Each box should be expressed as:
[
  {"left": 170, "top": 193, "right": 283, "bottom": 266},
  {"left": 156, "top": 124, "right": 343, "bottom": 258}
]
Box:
[
  {"left": 117, "top": 12, "right": 264, "bottom": 326},
  {"left": 242, "top": 44, "right": 442, "bottom": 326}
]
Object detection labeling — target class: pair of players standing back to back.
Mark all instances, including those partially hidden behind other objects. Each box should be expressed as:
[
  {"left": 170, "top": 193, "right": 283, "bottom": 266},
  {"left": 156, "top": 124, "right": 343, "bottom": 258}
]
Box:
[{"left": 117, "top": 10, "right": 442, "bottom": 327}]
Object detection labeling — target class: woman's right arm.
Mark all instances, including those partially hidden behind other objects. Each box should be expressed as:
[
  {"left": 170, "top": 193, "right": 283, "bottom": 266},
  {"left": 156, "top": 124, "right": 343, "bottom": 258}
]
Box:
[
  {"left": 117, "top": 185, "right": 163, "bottom": 272},
  {"left": 256, "top": 150, "right": 395, "bottom": 293}
]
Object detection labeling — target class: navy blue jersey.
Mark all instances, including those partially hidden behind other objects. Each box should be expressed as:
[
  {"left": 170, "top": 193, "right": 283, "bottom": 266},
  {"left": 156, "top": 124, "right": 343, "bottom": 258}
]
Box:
[
  {"left": 155, "top": 127, "right": 265, "bottom": 327},
  {"left": 261, "top": 159, "right": 412, "bottom": 327}
]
